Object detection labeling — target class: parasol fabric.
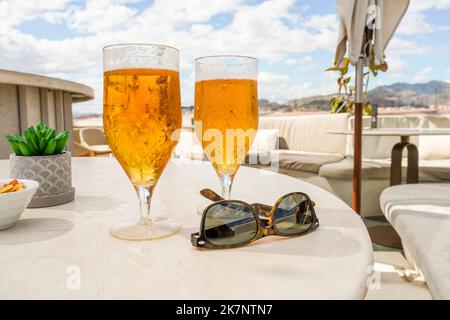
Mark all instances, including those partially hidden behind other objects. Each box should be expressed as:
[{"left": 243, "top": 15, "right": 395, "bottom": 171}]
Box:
[{"left": 334, "top": 0, "right": 410, "bottom": 66}]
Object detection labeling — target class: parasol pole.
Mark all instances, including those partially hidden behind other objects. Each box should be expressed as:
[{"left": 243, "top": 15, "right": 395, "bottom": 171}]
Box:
[{"left": 353, "top": 54, "right": 364, "bottom": 215}]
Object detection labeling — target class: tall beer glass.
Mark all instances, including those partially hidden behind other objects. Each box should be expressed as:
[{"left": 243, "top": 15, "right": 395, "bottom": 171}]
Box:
[
  {"left": 103, "top": 44, "right": 181, "bottom": 240},
  {"left": 194, "top": 55, "right": 258, "bottom": 199}
]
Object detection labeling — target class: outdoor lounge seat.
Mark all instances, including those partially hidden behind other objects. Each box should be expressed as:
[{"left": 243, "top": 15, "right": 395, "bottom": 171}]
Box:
[
  {"left": 272, "top": 150, "right": 344, "bottom": 174},
  {"left": 79, "top": 128, "right": 111, "bottom": 156},
  {"left": 380, "top": 183, "right": 450, "bottom": 299},
  {"left": 261, "top": 114, "right": 450, "bottom": 217},
  {"left": 176, "top": 113, "right": 450, "bottom": 217},
  {"left": 73, "top": 142, "right": 91, "bottom": 157},
  {"left": 72, "top": 128, "right": 91, "bottom": 157}
]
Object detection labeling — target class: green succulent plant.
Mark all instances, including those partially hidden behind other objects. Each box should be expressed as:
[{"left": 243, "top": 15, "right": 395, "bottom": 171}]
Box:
[{"left": 6, "top": 123, "right": 69, "bottom": 156}]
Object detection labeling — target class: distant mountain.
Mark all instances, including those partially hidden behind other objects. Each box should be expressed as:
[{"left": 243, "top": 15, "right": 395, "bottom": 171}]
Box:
[
  {"left": 368, "top": 80, "right": 450, "bottom": 108},
  {"left": 258, "top": 99, "right": 290, "bottom": 114},
  {"left": 276, "top": 80, "right": 450, "bottom": 112}
]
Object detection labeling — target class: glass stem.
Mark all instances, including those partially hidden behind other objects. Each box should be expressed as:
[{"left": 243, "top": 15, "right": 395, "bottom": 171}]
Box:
[
  {"left": 137, "top": 185, "right": 153, "bottom": 225},
  {"left": 219, "top": 173, "right": 234, "bottom": 200}
]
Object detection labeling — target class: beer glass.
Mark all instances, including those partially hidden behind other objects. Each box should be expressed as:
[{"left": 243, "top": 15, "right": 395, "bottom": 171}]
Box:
[
  {"left": 103, "top": 44, "right": 181, "bottom": 240},
  {"left": 194, "top": 55, "right": 258, "bottom": 199}
]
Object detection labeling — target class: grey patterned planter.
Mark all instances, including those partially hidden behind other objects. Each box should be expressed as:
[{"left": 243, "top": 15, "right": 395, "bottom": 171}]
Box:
[{"left": 10, "top": 152, "right": 75, "bottom": 208}]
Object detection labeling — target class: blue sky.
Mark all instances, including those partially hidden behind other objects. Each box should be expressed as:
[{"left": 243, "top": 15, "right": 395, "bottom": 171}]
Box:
[{"left": 1, "top": 0, "right": 449, "bottom": 115}]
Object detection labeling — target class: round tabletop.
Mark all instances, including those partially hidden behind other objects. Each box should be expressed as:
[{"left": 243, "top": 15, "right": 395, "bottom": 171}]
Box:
[
  {"left": 328, "top": 128, "right": 450, "bottom": 137},
  {"left": 0, "top": 157, "right": 373, "bottom": 299}
]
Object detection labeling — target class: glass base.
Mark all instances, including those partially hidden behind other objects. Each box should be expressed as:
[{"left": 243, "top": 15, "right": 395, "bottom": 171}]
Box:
[{"left": 110, "top": 217, "right": 181, "bottom": 241}]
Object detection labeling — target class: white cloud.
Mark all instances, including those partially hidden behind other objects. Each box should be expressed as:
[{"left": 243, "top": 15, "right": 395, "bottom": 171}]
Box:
[
  {"left": 384, "top": 56, "right": 408, "bottom": 78},
  {"left": 386, "top": 37, "right": 429, "bottom": 56},
  {"left": 413, "top": 67, "right": 432, "bottom": 82},
  {"left": 397, "top": 0, "right": 450, "bottom": 35},
  {"left": 0, "top": 0, "right": 343, "bottom": 110},
  {"left": 284, "top": 55, "right": 313, "bottom": 66},
  {"left": 258, "top": 72, "right": 290, "bottom": 83},
  {"left": 397, "top": 11, "right": 435, "bottom": 35},
  {"left": 302, "top": 14, "right": 337, "bottom": 31},
  {"left": 0, "top": 0, "right": 72, "bottom": 29},
  {"left": 408, "top": 0, "right": 450, "bottom": 13}
]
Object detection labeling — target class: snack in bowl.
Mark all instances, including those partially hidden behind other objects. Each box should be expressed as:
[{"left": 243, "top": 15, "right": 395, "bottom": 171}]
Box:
[
  {"left": 0, "top": 179, "right": 25, "bottom": 194},
  {"left": 0, "top": 179, "right": 38, "bottom": 230}
]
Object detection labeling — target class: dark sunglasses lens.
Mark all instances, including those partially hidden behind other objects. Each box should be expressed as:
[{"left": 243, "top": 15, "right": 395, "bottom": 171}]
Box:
[
  {"left": 274, "top": 193, "right": 313, "bottom": 235},
  {"left": 204, "top": 201, "right": 258, "bottom": 246}
]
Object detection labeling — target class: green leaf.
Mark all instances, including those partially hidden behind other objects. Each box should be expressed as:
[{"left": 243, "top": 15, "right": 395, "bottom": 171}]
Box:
[
  {"left": 39, "top": 137, "right": 47, "bottom": 152},
  {"left": 18, "top": 141, "right": 32, "bottom": 156},
  {"left": 7, "top": 140, "right": 22, "bottom": 155},
  {"left": 37, "top": 122, "right": 48, "bottom": 133},
  {"left": 43, "top": 138, "right": 57, "bottom": 155},
  {"left": 15, "top": 134, "right": 25, "bottom": 142},
  {"left": 55, "top": 131, "right": 68, "bottom": 140},
  {"left": 24, "top": 127, "right": 40, "bottom": 152},
  {"left": 45, "top": 128, "right": 56, "bottom": 141},
  {"left": 364, "top": 102, "right": 373, "bottom": 116},
  {"left": 54, "top": 132, "right": 69, "bottom": 154},
  {"left": 325, "top": 66, "right": 340, "bottom": 72},
  {"left": 24, "top": 139, "right": 38, "bottom": 155},
  {"left": 6, "top": 134, "right": 18, "bottom": 143}
]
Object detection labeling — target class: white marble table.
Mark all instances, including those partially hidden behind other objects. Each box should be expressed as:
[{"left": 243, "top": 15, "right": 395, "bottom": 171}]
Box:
[{"left": 0, "top": 157, "right": 373, "bottom": 299}]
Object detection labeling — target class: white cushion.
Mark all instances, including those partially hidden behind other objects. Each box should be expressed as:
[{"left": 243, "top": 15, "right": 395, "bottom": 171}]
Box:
[
  {"left": 319, "top": 159, "right": 391, "bottom": 180},
  {"left": 380, "top": 183, "right": 450, "bottom": 299},
  {"left": 259, "top": 113, "right": 349, "bottom": 154},
  {"left": 420, "top": 136, "right": 450, "bottom": 160},
  {"left": 271, "top": 150, "right": 344, "bottom": 174},
  {"left": 248, "top": 129, "right": 278, "bottom": 158},
  {"left": 419, "top": 115, "right": 450, "bottom": 160}
]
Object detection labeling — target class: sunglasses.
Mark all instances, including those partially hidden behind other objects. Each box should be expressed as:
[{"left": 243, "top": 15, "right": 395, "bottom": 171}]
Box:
[{"left": 191, "top": 189, "right": 319, "bottom": 249}]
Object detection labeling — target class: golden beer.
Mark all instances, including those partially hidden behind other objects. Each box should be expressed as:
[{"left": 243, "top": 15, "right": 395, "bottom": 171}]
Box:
[
  {"left": 103, "top": 68, "right": 181, "bottom": 186},
  {"left": 194, "top": 79, "right": 258, "bottom": 175}
]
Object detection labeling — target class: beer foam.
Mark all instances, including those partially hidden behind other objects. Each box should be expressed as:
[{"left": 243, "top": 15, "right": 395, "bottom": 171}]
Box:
[
  {"left": 103, "top": 44, "right": 179, "bottom": 72},
  {"left": 195, "top": 56, "right": 257, "bottom": 82}
]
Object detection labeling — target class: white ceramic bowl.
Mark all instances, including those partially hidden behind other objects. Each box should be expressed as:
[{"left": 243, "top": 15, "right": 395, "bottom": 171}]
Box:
[{"left": 0, "top": 179, "right": 39, "bottom": 230}]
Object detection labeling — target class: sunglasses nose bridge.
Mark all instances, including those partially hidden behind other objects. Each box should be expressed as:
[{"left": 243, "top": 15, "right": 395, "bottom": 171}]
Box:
[{"left": 259, "top": 218, "right": 275, "bottom": 236}]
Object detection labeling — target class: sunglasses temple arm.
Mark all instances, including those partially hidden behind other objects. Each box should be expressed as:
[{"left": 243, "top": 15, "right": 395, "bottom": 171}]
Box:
[{"left": 200, "top": 189, "right": 224, "bottom": 202}]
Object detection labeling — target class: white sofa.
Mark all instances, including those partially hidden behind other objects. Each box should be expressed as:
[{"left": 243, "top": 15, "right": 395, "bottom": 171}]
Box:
[
  {"left": 380, "top": 184, "right": 450, "bottom": 299},
  {"left": 255, "top": 113, "right": 450, "bottom": 217},
  {"left": 175, "top": 113, "right": 450, "bottom": 217}
]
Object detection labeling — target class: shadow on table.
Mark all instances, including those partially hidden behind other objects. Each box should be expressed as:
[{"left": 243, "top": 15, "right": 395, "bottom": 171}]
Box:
[
  {"left": 44, "top": 195, "right": 124, "bottom": 213},
  {"left": 236, "top": 228, "right": 362, "bottom": 258},
  {"left": 178, "top": 226, "right": 362, "bottom": 258},
  {"left": 0, "top": 218, "right": 73, "bottom": 245}
]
